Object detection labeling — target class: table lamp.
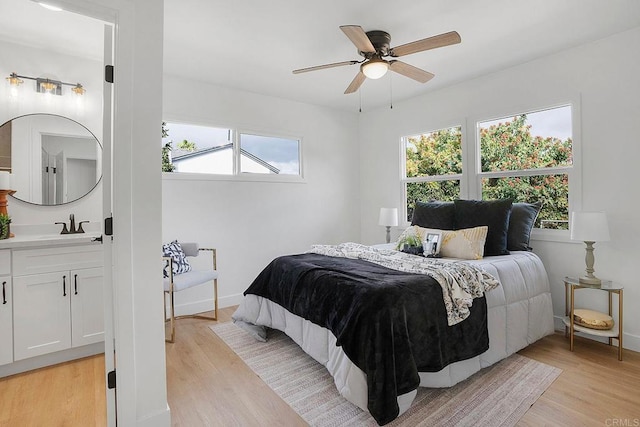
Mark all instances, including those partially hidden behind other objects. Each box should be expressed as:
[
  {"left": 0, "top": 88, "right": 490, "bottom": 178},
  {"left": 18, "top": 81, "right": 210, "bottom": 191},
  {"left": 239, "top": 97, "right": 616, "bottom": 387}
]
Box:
[
  {"left": 570, "top": 211, "right": 610, "bottom": 285},
  {"left": 378, "top": 208, "right": 398, "bottom": 244}
]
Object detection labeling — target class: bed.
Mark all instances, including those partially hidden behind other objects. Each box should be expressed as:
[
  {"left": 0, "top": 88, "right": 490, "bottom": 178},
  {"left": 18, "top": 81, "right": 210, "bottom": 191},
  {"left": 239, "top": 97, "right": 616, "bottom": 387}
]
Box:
[{"left": 232, "top": 200, "right": 555, "bottom": 425}]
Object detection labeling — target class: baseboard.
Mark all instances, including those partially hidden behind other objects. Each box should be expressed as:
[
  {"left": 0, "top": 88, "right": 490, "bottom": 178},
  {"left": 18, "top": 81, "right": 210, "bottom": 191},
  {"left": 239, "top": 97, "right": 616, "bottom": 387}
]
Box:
[
  {"left": 173, "top": 293, "right": 244, "bottom": 317},
  {"left": 136, "top": 404, "right": 171, "bottom": 427},
  {"left": 0, "top": 342, "right": 104, "bottom": 378},
  {"left": 553, "top": 314, "right": 639, "bottom": 353}
]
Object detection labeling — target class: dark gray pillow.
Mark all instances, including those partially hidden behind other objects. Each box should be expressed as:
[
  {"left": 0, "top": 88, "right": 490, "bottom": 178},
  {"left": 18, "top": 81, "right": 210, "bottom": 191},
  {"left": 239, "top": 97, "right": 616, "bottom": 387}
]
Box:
[
  {"left": 454, "top": 199, "right": 513, "bottom": 256},
  {"left": 508, "top": 201, "right": 543, "bottom": 251},
  {"left": 411, "top": 201, "right": 455, "bottom": 230}
]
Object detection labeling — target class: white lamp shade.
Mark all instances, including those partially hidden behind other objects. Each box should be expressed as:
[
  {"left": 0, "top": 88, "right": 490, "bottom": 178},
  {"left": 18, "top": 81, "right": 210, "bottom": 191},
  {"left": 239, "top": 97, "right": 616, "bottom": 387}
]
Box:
[
  {"left": 378, "top": 208, "right": 398, "bottom": 227},
  {"left": 362, "top": 59, "right": 389, "bottom": 80},
  {"left": 570, "top": 211, "right": 610, "bottom": 242}
]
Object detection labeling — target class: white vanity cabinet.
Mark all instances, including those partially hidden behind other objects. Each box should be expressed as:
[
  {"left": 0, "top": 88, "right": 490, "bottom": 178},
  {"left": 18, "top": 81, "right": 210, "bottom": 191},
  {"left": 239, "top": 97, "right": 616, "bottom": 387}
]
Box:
[
  {"left": 0, "top": 250, "right": 12, "bottom": 366},
  {"left": 12, "top": 244, "right": 104, "bottom": 361}
]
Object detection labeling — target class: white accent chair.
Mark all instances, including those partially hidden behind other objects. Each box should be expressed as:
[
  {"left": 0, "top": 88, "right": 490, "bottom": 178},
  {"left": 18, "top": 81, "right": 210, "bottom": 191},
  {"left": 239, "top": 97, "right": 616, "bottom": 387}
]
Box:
[{"left": 163, "top": 242, "right": 218, "bottom": 343}]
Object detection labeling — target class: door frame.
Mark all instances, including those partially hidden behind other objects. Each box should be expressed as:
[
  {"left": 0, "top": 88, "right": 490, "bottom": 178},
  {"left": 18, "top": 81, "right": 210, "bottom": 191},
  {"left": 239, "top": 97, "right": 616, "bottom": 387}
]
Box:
[{"left": 53, "top": 1, "right": 168, "bottom": 425}]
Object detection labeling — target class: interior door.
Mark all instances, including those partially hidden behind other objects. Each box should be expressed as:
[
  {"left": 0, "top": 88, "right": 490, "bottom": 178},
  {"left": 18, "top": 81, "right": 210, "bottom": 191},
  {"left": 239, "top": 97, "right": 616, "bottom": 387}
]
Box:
[
  {"left": 102, "top": 23, "right": 117, "bottom": 427},
  {"left": 41, "top": 147, "right": 51, "bottom": 204},
  {"left": 55, "top": 150, "right": 64, "bottom": 204}
]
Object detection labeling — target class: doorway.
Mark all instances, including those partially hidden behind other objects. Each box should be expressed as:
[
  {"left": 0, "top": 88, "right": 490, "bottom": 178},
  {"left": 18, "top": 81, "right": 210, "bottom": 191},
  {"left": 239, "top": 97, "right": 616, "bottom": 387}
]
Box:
[{"left": 0, "top": 1, "right": 114, "bottom": 425}]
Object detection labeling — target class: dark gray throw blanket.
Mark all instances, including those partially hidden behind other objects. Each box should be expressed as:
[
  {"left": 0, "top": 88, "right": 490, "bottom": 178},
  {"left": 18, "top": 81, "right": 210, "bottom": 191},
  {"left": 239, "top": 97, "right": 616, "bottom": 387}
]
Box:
[{"left": 243, "top": 253, "right": 489, "bottom": 425}]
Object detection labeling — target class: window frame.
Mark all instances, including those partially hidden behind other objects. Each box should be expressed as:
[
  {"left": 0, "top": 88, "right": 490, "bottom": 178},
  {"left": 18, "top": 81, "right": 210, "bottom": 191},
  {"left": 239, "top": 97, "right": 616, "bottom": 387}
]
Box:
[
  {"left": 399, "top": 99, "right": 582, "bottom": 242},
  {"left": 471, "top": 101, "right": 581, "bottom": 241},
  {"left": 237, "top": 128, "right": 304, "bottom": 178},
  {"left": 400, "top": 123, "right": 467, "bottom": 222},
  {"left": 162, "top": 118, "right": 305, "bottom": 183}
]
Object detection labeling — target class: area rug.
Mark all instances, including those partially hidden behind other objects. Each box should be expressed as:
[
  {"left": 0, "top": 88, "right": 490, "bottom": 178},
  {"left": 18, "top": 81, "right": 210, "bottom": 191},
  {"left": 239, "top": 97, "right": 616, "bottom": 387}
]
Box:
[{"left": 210, "top": 322, "right": 561, "bottom": 426}]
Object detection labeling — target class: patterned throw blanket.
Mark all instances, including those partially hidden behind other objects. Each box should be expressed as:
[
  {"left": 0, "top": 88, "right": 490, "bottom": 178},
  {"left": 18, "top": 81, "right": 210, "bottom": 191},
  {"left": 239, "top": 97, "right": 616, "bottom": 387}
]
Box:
[{"left": 310, "top": 242, "right": 500, "bottom": 326}]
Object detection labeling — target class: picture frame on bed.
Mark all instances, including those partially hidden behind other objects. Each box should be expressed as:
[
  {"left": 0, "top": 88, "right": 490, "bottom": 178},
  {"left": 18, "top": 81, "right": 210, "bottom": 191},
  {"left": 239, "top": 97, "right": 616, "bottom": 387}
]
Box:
[{"left": 424, "top": 232, "right": 442, "bottom": 257}]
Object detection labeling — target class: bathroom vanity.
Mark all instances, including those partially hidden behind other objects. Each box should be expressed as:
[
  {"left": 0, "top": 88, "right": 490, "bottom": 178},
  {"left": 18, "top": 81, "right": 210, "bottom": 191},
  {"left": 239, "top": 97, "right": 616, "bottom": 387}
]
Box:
[{"left": 0, "top": 231, "right": 104, "bottom": 377}]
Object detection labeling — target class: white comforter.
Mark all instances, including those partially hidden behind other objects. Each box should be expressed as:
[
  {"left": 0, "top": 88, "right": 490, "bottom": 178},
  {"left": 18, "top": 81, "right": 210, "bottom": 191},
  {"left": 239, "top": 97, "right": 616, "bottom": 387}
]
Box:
[{"left": 232, "top": 249, "right": 555, "bottom": 420}]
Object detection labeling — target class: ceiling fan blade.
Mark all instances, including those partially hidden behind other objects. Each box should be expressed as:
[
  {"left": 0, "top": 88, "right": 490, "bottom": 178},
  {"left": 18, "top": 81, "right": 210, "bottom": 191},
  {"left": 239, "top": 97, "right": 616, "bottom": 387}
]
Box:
[
  {"left": 344, "top": 71, "right": 366, "bottom": 94},
  {"left": 389, "top": 61, "right": 434, "bottom": 83},
  {"left": 390, "top": 31, "right": 461, "bottom": 57},
  {"left": 293, "top": 60, "right": 359, "bottom": 74},
  {"left": 340, "top": 25, "right": 376, "bottom": 53}
]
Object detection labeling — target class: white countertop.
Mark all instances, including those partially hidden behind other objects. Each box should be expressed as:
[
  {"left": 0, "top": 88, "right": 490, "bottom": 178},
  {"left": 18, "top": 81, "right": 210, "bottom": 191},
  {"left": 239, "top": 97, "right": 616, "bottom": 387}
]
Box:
[
  {"left": 0, "top": 222, "right": 102, "bottom": 249},
  {"left": 0, "top": 231, "right": 102, "bottom": 249}
]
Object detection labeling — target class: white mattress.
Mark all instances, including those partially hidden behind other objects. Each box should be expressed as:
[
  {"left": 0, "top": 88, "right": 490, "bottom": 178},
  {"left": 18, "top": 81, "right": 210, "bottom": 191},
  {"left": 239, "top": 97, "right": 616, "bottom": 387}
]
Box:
[{"left": 233, "top": 250, "right": 555, "bottom": 420}]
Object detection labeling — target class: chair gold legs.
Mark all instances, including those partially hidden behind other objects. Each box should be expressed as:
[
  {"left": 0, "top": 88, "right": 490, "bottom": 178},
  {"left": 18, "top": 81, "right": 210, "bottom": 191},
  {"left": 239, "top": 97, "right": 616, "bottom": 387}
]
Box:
[
  {"left": 164, "top": 246, "right": 219, "bottom": 343},
  {"left": 165, "top": 277, "right": 218, "bottom": 343}
]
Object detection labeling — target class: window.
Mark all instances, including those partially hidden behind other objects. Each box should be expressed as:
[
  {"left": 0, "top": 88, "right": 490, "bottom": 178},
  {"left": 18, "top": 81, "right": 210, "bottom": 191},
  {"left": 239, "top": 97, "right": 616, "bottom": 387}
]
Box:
[
  {"left": 402, "top": 126, "right": 462, "bottom": 221},
  {"left": 400, "top": 104, "right": 577, "bottom": 234},
  {"left": 239, "top": 133, "right": 300, "bottom": 175},
  {"left": 162, "top": 121, "right": 302, "bottom": 178},
  {"left": 478, "top": 105, "right": 573, "bottom": 229}
]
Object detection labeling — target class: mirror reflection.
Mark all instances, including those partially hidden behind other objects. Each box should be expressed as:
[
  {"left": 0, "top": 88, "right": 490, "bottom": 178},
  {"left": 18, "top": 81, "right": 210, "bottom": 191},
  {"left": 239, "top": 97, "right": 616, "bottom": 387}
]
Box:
[{"left": 0, "top": 114, "right": 102, "bottom": 205}]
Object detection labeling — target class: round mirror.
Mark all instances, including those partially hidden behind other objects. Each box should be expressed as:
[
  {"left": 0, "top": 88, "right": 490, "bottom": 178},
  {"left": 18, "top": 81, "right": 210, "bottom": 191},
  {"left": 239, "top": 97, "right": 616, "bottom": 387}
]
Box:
[{"left": 0, "top": 113, "right": 102, "bottom": 206}]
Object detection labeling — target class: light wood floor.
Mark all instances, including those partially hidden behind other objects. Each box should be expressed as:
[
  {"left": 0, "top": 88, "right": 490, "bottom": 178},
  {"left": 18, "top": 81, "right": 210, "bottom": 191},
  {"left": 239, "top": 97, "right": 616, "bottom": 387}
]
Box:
[
  {"left": 0, "top": 353, "right": 106, "bottom": 427},
  {"left": 2, "top": 307, "right": 639, "bottom": 426}
]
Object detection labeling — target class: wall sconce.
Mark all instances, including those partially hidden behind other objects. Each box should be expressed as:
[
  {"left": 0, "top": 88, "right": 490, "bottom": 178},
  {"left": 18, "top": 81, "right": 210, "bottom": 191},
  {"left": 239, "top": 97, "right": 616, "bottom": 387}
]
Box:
[{"left": 6, "top": 72, "right": 85, "bottom": 96}]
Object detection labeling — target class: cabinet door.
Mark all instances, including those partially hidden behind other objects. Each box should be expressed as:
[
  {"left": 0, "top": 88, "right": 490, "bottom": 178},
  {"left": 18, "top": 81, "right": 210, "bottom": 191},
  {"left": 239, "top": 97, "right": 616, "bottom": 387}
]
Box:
[
  {"left": 13, "top": 272, "right": 71, "bottom": 361},
  {"left": 0, "top": 276, "right": 12, "bottom": 366},
  {"left": 71, "top": 267, "right": 104, "bottom": 347}
]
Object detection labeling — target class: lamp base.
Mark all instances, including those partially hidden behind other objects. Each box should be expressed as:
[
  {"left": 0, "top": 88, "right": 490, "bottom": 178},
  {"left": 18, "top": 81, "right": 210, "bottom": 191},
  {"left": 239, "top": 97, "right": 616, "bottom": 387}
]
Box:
[{"left": 579, "top": 275, "right": 602, "bottom": 286}]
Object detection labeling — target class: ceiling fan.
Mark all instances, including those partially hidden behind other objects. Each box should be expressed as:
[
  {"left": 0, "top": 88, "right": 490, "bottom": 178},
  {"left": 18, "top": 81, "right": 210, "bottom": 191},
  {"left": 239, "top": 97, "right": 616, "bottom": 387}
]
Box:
[{"left": 292, "top": 25, "right": 461, "bottom": 94}]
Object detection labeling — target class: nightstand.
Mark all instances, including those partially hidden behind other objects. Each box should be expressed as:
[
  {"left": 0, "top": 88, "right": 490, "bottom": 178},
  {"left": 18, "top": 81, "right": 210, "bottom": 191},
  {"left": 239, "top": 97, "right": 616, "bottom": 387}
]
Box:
[{"left": 562, "top": 276, "right": 623, "bottom": 360}]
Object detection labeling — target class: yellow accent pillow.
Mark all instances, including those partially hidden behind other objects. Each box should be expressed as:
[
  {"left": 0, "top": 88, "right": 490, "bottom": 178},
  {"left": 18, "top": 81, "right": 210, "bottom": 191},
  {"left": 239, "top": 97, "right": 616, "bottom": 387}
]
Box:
[{"left": 427, "top": 226, "right": 489, "bottom": 260}]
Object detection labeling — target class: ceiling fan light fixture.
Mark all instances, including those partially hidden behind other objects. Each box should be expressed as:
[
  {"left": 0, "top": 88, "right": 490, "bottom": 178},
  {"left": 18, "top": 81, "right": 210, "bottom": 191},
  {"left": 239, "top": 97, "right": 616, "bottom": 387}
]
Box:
[{"left": 361, "top": 58, "right": 389, "bottom": 80}]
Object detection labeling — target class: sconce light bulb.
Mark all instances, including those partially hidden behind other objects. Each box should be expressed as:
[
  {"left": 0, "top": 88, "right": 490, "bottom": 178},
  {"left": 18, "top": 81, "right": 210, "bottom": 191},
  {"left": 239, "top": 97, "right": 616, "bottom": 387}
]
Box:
[
  {"left": 71, "top": 84, "right": 86, "bottom": 95},
  {"left": 41, "top": 80, "right": 57, "bottom": 93},
  {"left": 6, "top": 73, "right": 23, "bottom": 86}
]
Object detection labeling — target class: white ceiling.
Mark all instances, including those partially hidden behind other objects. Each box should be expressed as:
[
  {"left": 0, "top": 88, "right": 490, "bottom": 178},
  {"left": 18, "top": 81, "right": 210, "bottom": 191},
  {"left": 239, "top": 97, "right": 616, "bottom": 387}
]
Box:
[{"left": 3, "top": 0, "right": 640, "bottom": 112}]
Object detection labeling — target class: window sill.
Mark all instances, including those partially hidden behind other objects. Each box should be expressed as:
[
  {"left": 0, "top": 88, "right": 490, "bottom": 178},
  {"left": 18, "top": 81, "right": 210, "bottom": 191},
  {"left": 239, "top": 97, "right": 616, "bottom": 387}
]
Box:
[
  {"left": 530, "top": 228, "right": 581, "bottom": 244},
  {"left": 162, "top": 171, "right": 306, "bottom": 184}
]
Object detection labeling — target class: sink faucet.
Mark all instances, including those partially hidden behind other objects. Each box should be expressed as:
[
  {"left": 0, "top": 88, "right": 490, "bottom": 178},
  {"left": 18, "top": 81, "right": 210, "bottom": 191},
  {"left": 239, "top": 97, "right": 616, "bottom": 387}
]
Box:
[{"left": 55, "top": 214, "right": 88, "bottom": 234}]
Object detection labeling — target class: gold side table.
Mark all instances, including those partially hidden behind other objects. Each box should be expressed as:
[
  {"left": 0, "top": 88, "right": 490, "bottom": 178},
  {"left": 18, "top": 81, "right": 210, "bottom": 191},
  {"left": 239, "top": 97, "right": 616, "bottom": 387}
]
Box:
[{"left": 563, "top": 276, "right": 623, "bottom": 361}]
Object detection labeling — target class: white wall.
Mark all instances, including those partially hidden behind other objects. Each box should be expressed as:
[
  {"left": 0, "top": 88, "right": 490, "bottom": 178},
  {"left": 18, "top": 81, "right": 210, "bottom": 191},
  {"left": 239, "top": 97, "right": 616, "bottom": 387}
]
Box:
[
  {"left": 358, "top": 27, "right": 640, "bottom": 351},
  {"left": 162, "top": 75, "right": 360, "bottom": 313},
  {"left": 0, "top": 40, "right": 102, "bottom": 226}
]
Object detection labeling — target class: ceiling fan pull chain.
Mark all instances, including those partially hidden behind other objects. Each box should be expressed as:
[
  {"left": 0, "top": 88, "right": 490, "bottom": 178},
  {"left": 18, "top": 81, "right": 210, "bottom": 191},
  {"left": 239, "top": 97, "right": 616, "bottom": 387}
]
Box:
[
  {"left": 359, "top": 89, "right": 362, "bottom": 113},
  {"left": 388, "top": 73, "right": 394, "bottom": 109}
]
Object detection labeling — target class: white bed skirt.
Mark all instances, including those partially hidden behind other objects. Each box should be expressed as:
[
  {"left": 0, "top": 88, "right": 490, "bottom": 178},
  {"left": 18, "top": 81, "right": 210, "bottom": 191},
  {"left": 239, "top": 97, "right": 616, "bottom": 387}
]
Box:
[{"left": 233, "top": 251, "right": 555, "bottom": 419}]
